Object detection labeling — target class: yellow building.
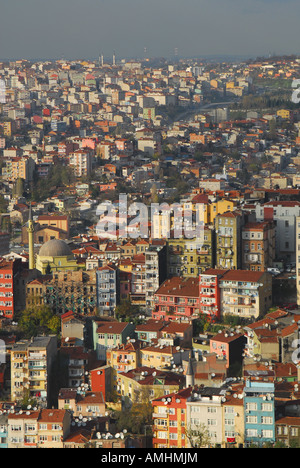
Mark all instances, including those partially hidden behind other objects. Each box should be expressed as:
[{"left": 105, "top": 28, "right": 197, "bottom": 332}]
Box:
[
  {"left": 215, "top": 211, "right": 244, "bottom": 269},
  {"left": 277, "top": 109, "right": 292, "bottom": 120},
  {"left": 222, "top": 387, "right": 245, "bottom": 448},
  {"left": 116, "top": 366, "right": 185, "bottom": 408},
  {"left": 106, "top": 341, "right": 141, "bottom": 377},
  {"left": 207, "top": 199, "right": 237, "bottom": 225},
  {"left": 3, "top": 121, "right": 15, "bottom": 136},
  {"left": 3, "top": 156, "right": 35, "bottom": 182},
  {"left": 167, "top": 229, "right": 214, "bottom": 277},
  {"left": 191, "top": 196, "right": 236, "bottom": 226},
  {"left": 140, "top": 344, "right": 184, "bottom": 370}
]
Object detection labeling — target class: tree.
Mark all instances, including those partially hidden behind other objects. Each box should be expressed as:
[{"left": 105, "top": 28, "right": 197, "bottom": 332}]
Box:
[
  {"left": 150, "top": 184, "right": 159, "bottom": 203},
  {"left": 185, "top": 423, "right": 211, "bottom": 448},
  {"left": 18, "top": 304, "right": 61, "bottom": 338},
  {"left": 115, "top": 299, "right": 140, "bottom": 321},
  {"left": 18, "top": 389, "right": 38, "bottom": 410}
]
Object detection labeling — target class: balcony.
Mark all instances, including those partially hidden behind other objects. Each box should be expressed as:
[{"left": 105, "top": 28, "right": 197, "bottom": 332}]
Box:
[{"left": 153, "top": 411, "right": 168, "bottom": 418}]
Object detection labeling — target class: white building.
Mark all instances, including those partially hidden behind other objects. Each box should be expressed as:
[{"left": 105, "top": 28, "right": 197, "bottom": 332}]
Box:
[
  {"left": 186, "top": 389, "right": 224, "bottom": 447},
  {"left": 256, "top": 201, "right": 300, "bottom": 263}
]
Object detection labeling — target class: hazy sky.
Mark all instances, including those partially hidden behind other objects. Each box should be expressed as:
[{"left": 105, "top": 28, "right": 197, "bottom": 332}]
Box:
[{"left": 1, "top": 0, "right": 300, "bottom": 61}]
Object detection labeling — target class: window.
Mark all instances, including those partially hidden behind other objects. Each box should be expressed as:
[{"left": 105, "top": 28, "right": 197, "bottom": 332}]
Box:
[
  {"left": 225, "top": 418, "right": 235, "bottom": 426},
  {"left": 246, "top": 415, "right": 257, "bottom": 424},
  {"left": 261, "top": 430, "right": 273, "bottom": 439},
  {"left": 11, "top": 425, "right": 22, "bottom": 432},
  {"left": 190, "top": 418, "right": 200, "bottom": 426},
  {"left": 52, "top": 424, "right": 61, "bottom": 431},
  {"left": 246, "top": 402, "right": 257, "bottom": 411},
  {"left": 225, "top": 406, "right": 234, "bottom": 414},
  {"left": 25, "top": 424, "right": 36, "bottom": 432},
  {"left": 246, "top": 429, "right": 257, "bottom": 437},
  {"left": 291, "top": 427, "right": 298, "bottom": 437},
  {"left": 207, "top": 419, "right": 217, "bottom": 426},
  {"left": 191, "top": 406, "right": 201, "bottom": 412},
  {"left": 261, "top": 416, "right": 273, "bottom": 424},
  {"left": 207, "top": 406, "right": 216, "bottom": 413},
  {"left": 156, "top": 419, "right": 167, "bottom": 427},
  {"left": 261, "top": 403, "right": 273, "bottom": 412}
]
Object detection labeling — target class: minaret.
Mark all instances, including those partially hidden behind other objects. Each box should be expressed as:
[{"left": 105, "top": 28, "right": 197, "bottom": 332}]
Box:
[
  {"left": 27, "top": 203, "right": 35, "bottom": 270},
  {"left": 186, "top": 357, "right": 195, "bottom": 388}
]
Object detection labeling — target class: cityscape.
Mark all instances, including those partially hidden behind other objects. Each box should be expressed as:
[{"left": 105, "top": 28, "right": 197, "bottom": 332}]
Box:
[{"left": 2, "top": 1, "right": 300, "bottom": 454}]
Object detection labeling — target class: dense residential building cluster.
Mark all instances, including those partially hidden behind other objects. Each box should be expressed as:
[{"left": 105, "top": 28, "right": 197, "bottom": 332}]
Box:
[{"left": 1, "top": 55, "right": 300, "bottom": 448}]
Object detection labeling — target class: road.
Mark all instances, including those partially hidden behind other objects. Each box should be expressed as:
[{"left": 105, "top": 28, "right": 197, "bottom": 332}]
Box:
[{"left": 169, "top": 100, "right": 239, "bottom": 126}]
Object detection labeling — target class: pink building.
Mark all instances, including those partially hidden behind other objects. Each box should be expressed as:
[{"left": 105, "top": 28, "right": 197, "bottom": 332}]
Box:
[
  {"left": 199, "top": 269, "right": 228, "bottom": 322},
  {"left": 81, "top": 137, "right": 98, "bottom": 150},
  {"left": 152, "top": 276, "right": 200, "bottom": 322},
  {"left": 210, "top": 330, "right": 246, "bottom": 368}
]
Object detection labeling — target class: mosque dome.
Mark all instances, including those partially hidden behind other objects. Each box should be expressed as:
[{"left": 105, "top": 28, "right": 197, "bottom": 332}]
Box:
[{"left": 38, "top": 239, "right": 72, "bottom": 257}]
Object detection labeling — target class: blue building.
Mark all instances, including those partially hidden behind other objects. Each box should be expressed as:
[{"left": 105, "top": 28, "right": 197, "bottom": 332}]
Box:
[
  {"left": 51, "top": 120, "right": 67, "bottom": 133},
  {"left": 244, "top": 378, "right": 275, "bottom": 447}
]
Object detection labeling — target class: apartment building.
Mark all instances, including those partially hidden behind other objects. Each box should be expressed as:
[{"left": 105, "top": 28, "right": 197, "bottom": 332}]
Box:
[
  {"left": 96, "top": 264, "right": 119, "bottom": 316},
  {"left": 10, "top": 336, "right": 57, "bottom": 407},
  {"left": 145, "top": 243, "right": 167, "bottom": 314},
  {"left": 215, "top": 211, "right": 244, "bottom": 270},
  {"left": 135, "top": 320, "right": 166, "bottom": 344},
  {"left": 221, "top": 387, "right": 245, "bottom": 448},
  {"left": 130, "top": 254, "right": 146, "bottom": 308},
  {"left": 92, "top": 320, "right": 135, "bottom": 360},
  {"left": 59, "top": 346, "right": 98, "bottom": 388},
  {"left": 186, "top": 387, "right": 224, "bottom": 447},
  {"left": 68, "top": 149, "right": 92, "bottom": 177},
  {"left": 210, "top": 330, "right": 246, "bottom": 369},
  {"left": 2, "top": 156, "right": 35, "bottom": 183},
  {"left": 152, "top": 276, "right": 200, "bottom": 322},
  {"left": 194, "top": 196, "right": 237, "bottom": 225},
  {"left": 116, "top": 366, "right": 185, "bottom": 408},
  {"left": 7, "top": 409, "right": 71, "bottom": 448},
  {"left": 58, "top": 388, "right": 105, "bottom": 418},
  {"left": 242, "top": 221, "right": 276, "bottom": 271},
  {"left": 0, "top": 258, "right": 23, "bottom": 320},
  {"left": 152, "top": 387, "right": 193, "bottom": 449},
  {"left": 199, "top": 268, "right": 227, "bottom": 321},
  {"left": 140, "top": 343, "right": 189, "bottom": 370},
  {"left": 244, "top": 378, "right": 275, "bottom": 447},
  {"left": 61, "top": 311, "right": 86, "bottom": 346},
  {"left": 167, "top": 230, "right": 214, "bottom": 278},
  {"left": 106, "top": 340, "right": 141, "bottom": 375},
  {"left": 219, "top": 269, "right": 272, "bottom": 320},
  {"left": 256, "top": 201, "right": 300, "bottom": 263}
]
